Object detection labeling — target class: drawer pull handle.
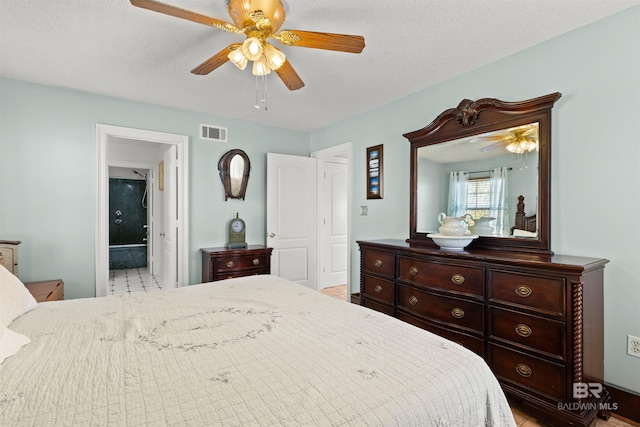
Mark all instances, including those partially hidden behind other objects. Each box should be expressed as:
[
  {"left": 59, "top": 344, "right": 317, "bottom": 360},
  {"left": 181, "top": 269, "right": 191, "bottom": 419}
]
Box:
[
  {"left": 515, "top": 285, "right": 532, "bottom": 297},
  {"left": 408, "top": 296, "right": 418, "bottom": 306},
  {"left": 226, "top": 261, "right": 235, "bottom": 268},
  {"left": 515, "top": 324, "right": 532, "bottom": 338},
  {"left": 515, "top": 364, "right": 532, "bottom": 377},
  {"left": 252, "top": 258, "right": 260, "bottom": 265},
  {"left": 451, "top": 274, "right": 465, "bottom": 285},
  {"left": 374, "top": 285, "right": 383, "bottom": 294},
  {"left": 409, "top": 267, "right": 419, "bottom": 276},
  {"left": 451, "top": 307, "right": 465, "bottom": 319},
  {"left": 374, "top": 259, "right": 383, "bottom": 268}
]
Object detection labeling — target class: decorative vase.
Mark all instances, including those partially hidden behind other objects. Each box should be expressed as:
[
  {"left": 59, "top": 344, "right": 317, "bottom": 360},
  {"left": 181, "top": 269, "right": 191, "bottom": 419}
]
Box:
[
  {"left": 437, "top": 213, "right": 468, "bottom": 236},
  {"left": 468, "top": 216, "right": 496, "bottom": 236}
]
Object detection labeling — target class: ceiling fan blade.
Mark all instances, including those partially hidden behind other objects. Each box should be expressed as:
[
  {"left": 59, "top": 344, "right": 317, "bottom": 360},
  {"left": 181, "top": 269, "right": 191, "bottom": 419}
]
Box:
[
  {"left": 191, "top": 44, "right": 239, "bottom": 75},
  {"left": 469, "top": 135, "right": 508, "bottom": 144},
  {"left": 479, "top": 141, "right": 507, "bottom": 152},
  {"left": 275, "top": 30, "right": 365, "bottom": 53},
  {"left": 130, "top": 0, "right": 241, "bottom": 32},
  {"left": 274, "top": 60, "right": 305, "bottom": 91}
]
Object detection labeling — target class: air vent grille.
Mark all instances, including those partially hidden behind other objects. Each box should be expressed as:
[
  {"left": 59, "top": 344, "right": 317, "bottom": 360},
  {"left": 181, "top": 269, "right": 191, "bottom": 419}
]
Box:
[{"left": 200, "top": 124, "right": 228, "bottom": 142}]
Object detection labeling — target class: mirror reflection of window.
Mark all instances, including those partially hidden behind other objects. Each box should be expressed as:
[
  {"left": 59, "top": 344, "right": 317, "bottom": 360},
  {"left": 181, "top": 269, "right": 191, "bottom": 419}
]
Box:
[
  {"left": 229, "top": 154, "right": 244, "bottom": 196},
  {"left": 416, "top": 122, "right": 538, "bottom": 237}
]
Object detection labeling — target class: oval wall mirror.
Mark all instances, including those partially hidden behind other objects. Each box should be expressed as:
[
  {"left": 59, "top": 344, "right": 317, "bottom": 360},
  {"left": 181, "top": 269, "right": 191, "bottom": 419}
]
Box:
[{"left": 218, "top": 149, "right": 251, "bottom": 200}]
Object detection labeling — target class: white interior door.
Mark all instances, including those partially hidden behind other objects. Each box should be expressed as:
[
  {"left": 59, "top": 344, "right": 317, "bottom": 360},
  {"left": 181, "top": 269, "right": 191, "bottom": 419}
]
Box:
[
  {"left": 163, "top": 145, "right": 177, "bottom": 288},
  {"left": 320, "top": 159, "right": 348, "bottom": 289},
  {"left": 266, "top": 153, "right": 317, "bottom": 290}
]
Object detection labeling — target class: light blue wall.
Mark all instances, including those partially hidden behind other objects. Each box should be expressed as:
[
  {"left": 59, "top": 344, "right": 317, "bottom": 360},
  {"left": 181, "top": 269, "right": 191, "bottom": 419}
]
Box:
[
  {"left": 1, "top": 6, "right": 638, "bottom": 394},
  {"left": 0, "top": 79, "right": 309, "bottom": 298},
  {"left": 310, "top": 6, "right": 640, "bottom": 392}
]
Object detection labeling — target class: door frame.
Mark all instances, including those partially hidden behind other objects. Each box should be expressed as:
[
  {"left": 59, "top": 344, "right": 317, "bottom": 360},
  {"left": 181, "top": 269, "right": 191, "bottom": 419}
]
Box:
[
  {"left": 311, "top": 142, "right": 352, "bottom": 300},
  {"left": 95, "top": 124, "right": 189, "bottom": 297}
]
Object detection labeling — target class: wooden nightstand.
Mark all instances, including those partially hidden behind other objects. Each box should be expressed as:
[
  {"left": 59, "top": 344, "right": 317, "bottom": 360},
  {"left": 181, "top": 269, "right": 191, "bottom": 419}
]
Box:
[
  {"left": 201, "top": 245, "right": 272, "bottom": 283},
  {"left": 24, "top": 279, "right": 64, "bottom": 302}
]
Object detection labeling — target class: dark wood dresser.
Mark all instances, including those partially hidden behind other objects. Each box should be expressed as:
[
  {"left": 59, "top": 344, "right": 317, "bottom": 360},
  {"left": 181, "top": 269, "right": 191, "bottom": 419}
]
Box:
[
  {"left": 358, "top": 239, "right": 609, "bottom": 427},
  {"left": 24, "top": 279, "right": 64, "bottom": 302},
  {"left": 200, "top": 245, "right": 272, "bottom": 283}
]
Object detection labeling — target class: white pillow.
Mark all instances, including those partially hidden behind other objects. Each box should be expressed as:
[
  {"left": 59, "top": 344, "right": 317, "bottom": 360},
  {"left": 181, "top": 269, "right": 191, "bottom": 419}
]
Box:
[
  {"left": 0, "top": 324, "right": 30, "bottom": 364},
  {"left": 0, "top": 264, "right": 38, "bottom": 326}
]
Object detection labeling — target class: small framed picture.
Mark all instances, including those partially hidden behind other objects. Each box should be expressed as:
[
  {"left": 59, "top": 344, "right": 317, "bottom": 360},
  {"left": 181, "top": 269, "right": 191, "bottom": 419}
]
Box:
[{"left": 366, "top": 145, "right": 383, "bottom": 199}]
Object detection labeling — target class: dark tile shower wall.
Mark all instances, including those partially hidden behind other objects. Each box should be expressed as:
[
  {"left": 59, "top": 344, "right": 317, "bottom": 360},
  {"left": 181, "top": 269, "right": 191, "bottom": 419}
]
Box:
[{"left": 109, "top": 178, "right": 147, "bottom": 245}]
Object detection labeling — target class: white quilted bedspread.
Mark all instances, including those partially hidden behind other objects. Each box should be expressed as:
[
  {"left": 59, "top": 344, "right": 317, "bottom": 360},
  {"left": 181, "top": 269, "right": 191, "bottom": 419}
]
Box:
[{"left": 1, "top": 275, "right": 515, "bottom": 426}]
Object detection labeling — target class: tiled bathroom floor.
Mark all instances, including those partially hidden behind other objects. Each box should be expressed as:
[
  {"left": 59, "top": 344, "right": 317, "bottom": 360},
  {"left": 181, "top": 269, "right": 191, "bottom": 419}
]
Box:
[{"left": 109, "top": 267, "right": 163, "bottom": 295}]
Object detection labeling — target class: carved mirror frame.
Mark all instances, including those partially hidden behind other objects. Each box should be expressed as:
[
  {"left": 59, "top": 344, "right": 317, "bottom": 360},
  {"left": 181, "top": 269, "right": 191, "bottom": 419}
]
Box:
[
  {"left": 218, "top": 149, "right": 251, "bottom": 200},
  {"left": 404, "top": 92, "right": 561, "bottom": 254}
]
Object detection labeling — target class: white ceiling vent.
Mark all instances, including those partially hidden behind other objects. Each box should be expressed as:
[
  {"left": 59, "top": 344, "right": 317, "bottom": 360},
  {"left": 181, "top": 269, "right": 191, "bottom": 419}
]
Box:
[{"left": 200, "top": 124, "right": 228, "bottom": 142}]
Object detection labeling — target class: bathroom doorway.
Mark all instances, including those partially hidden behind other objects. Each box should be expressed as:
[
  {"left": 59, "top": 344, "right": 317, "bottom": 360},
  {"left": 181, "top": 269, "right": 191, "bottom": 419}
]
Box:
[{"left": 96, "top": 124, "right": 189, "bottom": 297}]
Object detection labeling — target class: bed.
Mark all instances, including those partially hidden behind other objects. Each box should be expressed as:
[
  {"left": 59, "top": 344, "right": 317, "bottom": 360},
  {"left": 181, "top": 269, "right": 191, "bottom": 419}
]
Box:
[{"left": 1, "top": 272, "right": 516, "bottom": 426}]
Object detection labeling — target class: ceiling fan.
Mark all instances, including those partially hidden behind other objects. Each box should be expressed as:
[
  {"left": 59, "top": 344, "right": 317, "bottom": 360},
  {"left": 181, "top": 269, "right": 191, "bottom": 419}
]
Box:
[
  {"left": 130, "top": 0, "right": 366, "bottom": 91},
  {"left": 469, "top": 123, "right": 539, "bottom": 154}
]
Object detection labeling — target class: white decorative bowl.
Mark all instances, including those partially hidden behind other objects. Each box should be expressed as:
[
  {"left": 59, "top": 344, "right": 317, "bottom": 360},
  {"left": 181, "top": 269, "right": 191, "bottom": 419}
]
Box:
[{"left": 427, "top": 233, "right": 479, "bottom": 251}]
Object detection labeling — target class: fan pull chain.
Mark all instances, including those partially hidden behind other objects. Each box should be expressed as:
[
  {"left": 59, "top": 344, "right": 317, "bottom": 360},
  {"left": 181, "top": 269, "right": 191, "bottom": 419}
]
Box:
[{"left": 254, "top": 75, "right": 268, "bottom": 111}]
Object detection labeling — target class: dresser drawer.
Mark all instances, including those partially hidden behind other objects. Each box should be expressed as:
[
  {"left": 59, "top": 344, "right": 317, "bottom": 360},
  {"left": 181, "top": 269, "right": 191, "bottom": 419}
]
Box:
[
  {"left": 488, "top": 307, "right": 565, "bottom": 359},
  {"left": 489, "top": 343, "right": 565, "bottom": 400},
  {"left": 397, "top": 311, "right": 485, "bottom": 357},
  {"left": 488, "top": 271, "right": 565, "bottom": 317},
  {"left": 215, "top": 254, "right": 270, "bottom": 273},
  {"left": 361, "top": 275, "right": 394, "bottom": 305},
  {"left": 398, "top": 257, "right": 484, "bottom": 298},
  {"left": 362, "top": 250, "right": 395, "bottom": 278},
  {"left": 397, "top": 284, "right": 484, "bottom": 334}
]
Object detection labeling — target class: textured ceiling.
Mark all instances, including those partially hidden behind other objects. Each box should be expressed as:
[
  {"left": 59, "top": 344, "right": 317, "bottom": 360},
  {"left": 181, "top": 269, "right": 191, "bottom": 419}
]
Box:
[{"left": 1, "top": 0, "right": 638, "bottom": 132}]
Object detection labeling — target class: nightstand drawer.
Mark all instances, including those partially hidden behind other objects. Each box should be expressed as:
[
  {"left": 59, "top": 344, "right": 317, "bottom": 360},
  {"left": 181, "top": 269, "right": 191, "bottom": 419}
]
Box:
[
  {"left": 397, "top": 284, "right": 484, "bottom": 334},
  {"left": 24, "top": 279, "right": 64, "bottom": 302},
  {"left": 214, "top": 254, "right": 270, "bottom": 273},
  {"left": 398, "top": 257, "right": 484, "bottom": 298},
  {"left": 488, "top": 270, "right": 565, "bottom": 317},
  {"left": 201, "top": 246, "right": 272, "bottom": 283}
]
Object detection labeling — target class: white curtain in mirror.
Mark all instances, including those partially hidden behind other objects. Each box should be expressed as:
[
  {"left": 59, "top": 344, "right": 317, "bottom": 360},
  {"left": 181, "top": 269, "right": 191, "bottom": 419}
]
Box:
[
  {"left": 447, "top": 171, "right": 469, "bottom": 218},
  {"left": 489, "top": 167, "right": 509, "bottom": 235}
]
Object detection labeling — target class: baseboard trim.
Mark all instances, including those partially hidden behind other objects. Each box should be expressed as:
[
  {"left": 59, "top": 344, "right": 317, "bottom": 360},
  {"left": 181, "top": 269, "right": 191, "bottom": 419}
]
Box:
[{"left": 606, "top": 382, "right": 640, "bottom": 425}]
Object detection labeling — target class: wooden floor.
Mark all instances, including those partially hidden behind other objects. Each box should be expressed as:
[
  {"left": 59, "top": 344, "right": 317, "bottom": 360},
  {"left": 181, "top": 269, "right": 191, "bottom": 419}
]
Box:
[{"left": 319, "top": 285, "right": 636, "bottom": 427}]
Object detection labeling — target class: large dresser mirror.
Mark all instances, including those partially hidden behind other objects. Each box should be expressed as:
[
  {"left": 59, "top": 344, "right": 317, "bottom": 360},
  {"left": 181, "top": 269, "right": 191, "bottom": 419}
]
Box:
[{"left": 404, "top": 93, "right": 561, "bottom": 254}]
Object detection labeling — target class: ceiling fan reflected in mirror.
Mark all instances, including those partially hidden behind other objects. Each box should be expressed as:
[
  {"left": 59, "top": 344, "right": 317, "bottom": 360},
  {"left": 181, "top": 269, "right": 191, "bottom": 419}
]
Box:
[
  {"left": 469, "top": 123, "right": 539, "bottom": 154},
  {"left": 130, "top": 0, "right": 366, "bottom": 92}
]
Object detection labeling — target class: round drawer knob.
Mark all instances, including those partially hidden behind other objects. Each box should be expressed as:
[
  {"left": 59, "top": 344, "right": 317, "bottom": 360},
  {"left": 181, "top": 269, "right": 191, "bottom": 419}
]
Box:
[
  {"left": 374, "top": 285, "right": 383, "bottom": 294},
  {"left": 451, "top": 307, "right": 465, "bottom": 319},
  {"left": 515, "top": 324, "right": 532, "bottom": 338},
  {"left": 252, "top": 258, "right": 260, "bottom": 265},
  {"left": 451, "top": 274, "right": 465, "bottom": 285},
  {"left": 515, "top": 363, "right": 532, "bottom": 377},
  {"left": 408, "top": 296, "right": 418, "bottom": 306},
  {"left": 374, "top": 259, "right": 383, "bottom": 268},
  {"left": 515, "top": 285, "right": 532, "bottom": 297},
  {"left": 408, "top": 267, "right": 419, "bottom": 276},
  {"left": 226, "top": 261, "right": 235, "bottom": 268}
]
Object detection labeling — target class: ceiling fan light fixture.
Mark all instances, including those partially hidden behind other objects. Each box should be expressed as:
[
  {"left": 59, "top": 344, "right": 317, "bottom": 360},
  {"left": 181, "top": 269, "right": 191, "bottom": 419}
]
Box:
[
  {"left": 263, "top": 43, "right": 285, "bottom": 70},
  {"left": 242, "top": 37, "right": 264, "bottom": 61},
  {"left": 228, "top": 48, "right": 249, "bottom": 70},
  {"left": 252, "top": 56, "right": 271, "bottom": 76}
]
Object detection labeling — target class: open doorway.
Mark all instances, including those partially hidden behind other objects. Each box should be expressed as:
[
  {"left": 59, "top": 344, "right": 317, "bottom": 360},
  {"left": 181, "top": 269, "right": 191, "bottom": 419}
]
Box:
[{"left": 95, "top": 124, "right": 189, "bottom": 297}]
